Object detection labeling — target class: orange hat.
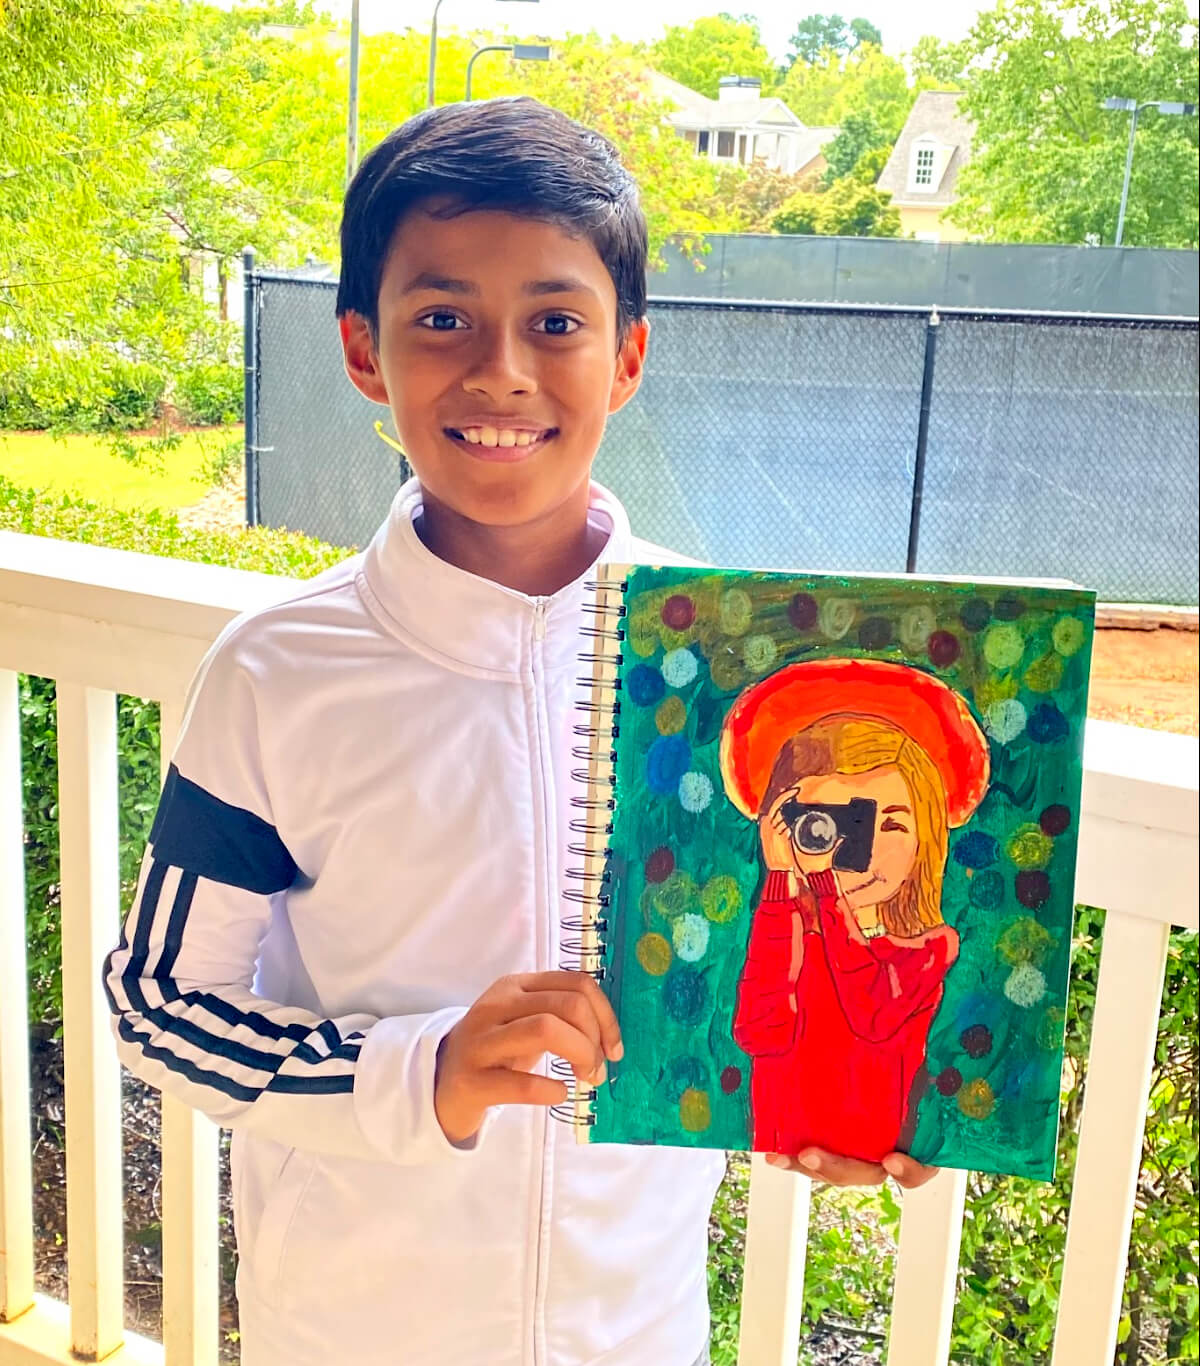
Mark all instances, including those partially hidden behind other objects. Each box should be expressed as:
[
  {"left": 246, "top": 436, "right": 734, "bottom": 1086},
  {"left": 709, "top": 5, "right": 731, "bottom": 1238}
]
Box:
[{"left": 719, "top": 658, "right": 990, "bottom": 827}]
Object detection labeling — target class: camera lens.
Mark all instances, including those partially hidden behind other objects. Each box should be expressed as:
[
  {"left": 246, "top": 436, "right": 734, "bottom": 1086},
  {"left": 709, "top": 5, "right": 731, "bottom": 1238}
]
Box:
[{"left": 791, "top": 809, "right": 839, "bottom": 855}]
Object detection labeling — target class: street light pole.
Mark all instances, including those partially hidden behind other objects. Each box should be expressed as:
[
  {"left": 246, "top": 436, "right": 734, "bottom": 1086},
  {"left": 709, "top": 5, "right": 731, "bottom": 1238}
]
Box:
[
  {"left": 346, "top": 0, "right": 361, "bottom": 188},
  {"left": 427, "top": 0, "right": 447, "bottom": 108},
  {"left": 1104, "top": 95, "right": 1198, "bottom": 245},
  {"left": 466, "top": 42, "right": 551, "bottom": 100}
]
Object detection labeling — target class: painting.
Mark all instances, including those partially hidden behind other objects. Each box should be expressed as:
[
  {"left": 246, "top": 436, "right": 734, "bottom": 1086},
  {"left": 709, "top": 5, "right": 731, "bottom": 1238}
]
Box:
[{"left": 588, "top": 566, "right": 1094, "bottom": 1179}]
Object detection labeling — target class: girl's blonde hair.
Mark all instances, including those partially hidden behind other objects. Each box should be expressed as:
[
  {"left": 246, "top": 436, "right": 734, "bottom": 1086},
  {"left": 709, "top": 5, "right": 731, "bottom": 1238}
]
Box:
[{"left": 763, "top": 715, "right": 948, "bottom": 938}]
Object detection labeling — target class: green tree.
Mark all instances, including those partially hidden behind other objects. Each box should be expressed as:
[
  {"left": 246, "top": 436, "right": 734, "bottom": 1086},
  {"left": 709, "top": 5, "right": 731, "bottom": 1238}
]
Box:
[
  {"left": 906, "top": 33, "right": 970, "bottom": 86},
  {"left": 776, "top": 43, "right": 917, "bottom": 141},
  {"left": 784, "top": 13, "right": 883, "bottom": 68},
  {"left": 772, "top": 176, "right": 900, "bottom": 236},
  {"left": 949, "top": 0, "right": 1199, "bottom": 246},
  {"left": 649, "top": 14, "right": 775, "bottom": 98},
  {"left": 821, "top": 109, "right": 892, "bottom": 183}
]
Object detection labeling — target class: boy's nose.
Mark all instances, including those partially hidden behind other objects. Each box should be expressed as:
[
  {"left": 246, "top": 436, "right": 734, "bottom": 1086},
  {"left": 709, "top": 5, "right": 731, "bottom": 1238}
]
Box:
[{"left": 462, "top": 332, "right": 538, "bottom": 400}]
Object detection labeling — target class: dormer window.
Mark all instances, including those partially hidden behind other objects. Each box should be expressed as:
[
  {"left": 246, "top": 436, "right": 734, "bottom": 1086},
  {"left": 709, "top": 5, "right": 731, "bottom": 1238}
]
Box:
[{"left": 914, "top": 146, "right": 935, "bottom": 186}]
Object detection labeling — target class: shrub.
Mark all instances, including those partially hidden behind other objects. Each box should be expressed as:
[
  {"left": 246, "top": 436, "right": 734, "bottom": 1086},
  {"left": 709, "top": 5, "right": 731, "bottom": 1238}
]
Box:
[
  {"left": 3, "top": 474, "right": 352, "bottom": 1022},
  {"left": 175, "top": 364, "right": 244, "bottom": 426},
  {"left": 0, "top": 348, "right": 166, "bottom": 432}
]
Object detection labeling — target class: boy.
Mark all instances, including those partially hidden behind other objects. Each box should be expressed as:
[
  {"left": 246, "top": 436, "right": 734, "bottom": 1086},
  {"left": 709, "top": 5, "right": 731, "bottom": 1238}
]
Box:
[{"left": 105, "top": 97, "right": 932, "bottom": 1366}]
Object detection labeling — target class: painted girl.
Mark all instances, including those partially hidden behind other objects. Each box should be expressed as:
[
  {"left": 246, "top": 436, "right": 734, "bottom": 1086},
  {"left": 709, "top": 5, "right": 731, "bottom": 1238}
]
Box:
[{"left": 719, "top": 659, "right": 989, "bottom": 1161}]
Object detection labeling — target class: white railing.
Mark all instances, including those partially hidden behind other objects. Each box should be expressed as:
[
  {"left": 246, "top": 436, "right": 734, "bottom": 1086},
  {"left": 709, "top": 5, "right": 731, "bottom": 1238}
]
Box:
[{"left": 1, "top": 529, "right": 1197, "bottom": 1366}]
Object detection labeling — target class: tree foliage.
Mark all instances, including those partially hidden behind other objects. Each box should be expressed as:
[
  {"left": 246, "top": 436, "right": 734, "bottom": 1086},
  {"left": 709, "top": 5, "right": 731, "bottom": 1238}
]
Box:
[
  {"left": 949, "top": 0, "right": 1199, "bottom": 246},
  {"left": 784, "top": 13, "right": 883, "bottom": 68},
  {"left": 649, "top": 13, "right": 775, "bottom": 98},
  {"left": 821, "top": 109, "right": 893, "bottom": 184},
  {"left": 775, "top": 43, "right": 919, "bottom": 141},
  {"left": 772, "top": 177, "right": 900, "bottom": 237}
]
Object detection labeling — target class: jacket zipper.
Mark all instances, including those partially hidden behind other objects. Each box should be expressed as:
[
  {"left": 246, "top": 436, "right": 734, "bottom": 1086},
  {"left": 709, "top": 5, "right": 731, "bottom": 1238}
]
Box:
[{"left": 528, "top": 595, "right": 552, "bottom": 1366}]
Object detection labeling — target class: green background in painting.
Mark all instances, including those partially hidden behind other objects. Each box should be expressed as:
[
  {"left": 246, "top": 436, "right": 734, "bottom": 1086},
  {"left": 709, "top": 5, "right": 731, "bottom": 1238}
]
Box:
[{"left": 589, "top": 566, "right": 1095, "bottom": 1181}]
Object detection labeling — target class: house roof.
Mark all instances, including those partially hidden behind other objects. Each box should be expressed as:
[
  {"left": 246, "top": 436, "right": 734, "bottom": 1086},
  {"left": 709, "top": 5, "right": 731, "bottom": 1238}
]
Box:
[
  {"left": 646, "top": 69, "right": 804, "bottom": 132},
  {"left": 876, "top": 90, "right": 973, "bottom": 206},
  {"left": 790, "top": 126, "right": 839, "bottom": 168}
]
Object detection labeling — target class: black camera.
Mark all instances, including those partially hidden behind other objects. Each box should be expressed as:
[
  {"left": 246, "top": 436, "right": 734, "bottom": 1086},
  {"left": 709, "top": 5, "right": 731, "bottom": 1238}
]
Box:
[{"left": 778, "top": 797, "right": 877, "bottom": 874}]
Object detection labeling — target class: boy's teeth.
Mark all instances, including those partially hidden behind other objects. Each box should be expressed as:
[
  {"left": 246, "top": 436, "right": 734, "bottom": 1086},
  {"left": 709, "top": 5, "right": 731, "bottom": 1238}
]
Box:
[
  {"left": 480, "top": 426, "right": 499, "bottom": 446},
  {"left": 497, "top": 430, "right": 517, "bottom": 448},
  {"left": 464, "top": 428, "right": 481, "bottom": 444},
  {"left": 457, "top": 426, "right": 544, "bottom": 448},
  {"left": 514, "top": 432, "right": 532, "bottom": 447}
]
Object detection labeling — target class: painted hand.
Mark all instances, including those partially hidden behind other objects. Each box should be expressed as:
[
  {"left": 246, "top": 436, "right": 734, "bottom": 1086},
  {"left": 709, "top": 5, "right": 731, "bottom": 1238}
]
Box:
[{"left": 764, "top": 1148, "right": 938, "bottom": 1190}]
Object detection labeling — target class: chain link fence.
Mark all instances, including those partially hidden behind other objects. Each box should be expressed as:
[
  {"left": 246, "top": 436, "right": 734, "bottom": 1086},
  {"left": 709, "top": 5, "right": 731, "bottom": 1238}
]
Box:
[{"left": 247, "top": 267, "right": 1199, "bottom": 605}]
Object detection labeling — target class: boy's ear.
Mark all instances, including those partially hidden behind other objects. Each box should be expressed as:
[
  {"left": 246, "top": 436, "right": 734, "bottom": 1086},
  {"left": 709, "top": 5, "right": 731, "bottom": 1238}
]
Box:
[
  {"left": 607, "top": 317, "right": 650, "bottom": 416},
  {"left": 340, "top": 312, "right": 390, "bottom": 406}
]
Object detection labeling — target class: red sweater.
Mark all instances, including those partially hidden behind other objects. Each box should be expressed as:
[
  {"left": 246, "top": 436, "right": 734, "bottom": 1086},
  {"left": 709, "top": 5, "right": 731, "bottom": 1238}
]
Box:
[{"left": 732, "top": 869, "right": 957, "bottom": 1161}]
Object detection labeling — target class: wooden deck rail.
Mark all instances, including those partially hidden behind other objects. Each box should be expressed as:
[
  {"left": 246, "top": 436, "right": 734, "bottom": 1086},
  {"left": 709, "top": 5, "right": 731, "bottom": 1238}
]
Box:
[{"left": 1, "top": 530, "right": 1197, "bottom": 1366}]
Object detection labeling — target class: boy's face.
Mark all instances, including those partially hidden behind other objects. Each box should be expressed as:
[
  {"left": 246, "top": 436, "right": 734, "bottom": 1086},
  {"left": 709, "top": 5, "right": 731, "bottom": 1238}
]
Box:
[{"left": 340, "top": 202, "right": 648, "bottom": 532}]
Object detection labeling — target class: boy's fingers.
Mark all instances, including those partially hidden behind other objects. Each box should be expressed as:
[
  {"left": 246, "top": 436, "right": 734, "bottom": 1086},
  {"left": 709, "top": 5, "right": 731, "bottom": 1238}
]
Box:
[
  {"left": 781, "top": 1148, "right": 888, "bottom": 1186},
  {"left": 476, "top": 1014, "right": 605, "bottom": 1082},
  {"left": 880, "top": 1153, "right": 940, "bottom": 1189},
  {"left": 477, "top": 1068, "right": 568, "bottom": 1110},
  {"left": 513, "top": 981, "right": 623, "bottom": 1063}
]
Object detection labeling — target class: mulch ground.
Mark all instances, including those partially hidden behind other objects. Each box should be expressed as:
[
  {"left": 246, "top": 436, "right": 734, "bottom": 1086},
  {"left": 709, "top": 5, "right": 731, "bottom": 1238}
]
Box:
[{"left": 24, "top": 468, "right": 1198, "bottom": 1362}]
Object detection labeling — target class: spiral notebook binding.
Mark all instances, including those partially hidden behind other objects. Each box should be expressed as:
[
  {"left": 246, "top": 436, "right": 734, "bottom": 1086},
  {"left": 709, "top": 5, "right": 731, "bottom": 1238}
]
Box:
[{"left": 554, "top": 568, "right": 628, "bottom": 1138}]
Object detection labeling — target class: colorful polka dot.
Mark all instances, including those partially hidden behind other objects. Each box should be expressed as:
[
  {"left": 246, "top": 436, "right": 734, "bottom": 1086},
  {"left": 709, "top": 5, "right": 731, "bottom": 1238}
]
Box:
[
  {"left": 960, "top": 1024, "right": 993, "bottom": 1058},
  {"left": 983, "top": 623, "right": 1025, "bottom": 670},
  {"left": 900, "top": 604, "right": 936, "bottom": 653},
  {"left": 708, "top": 649, "right": 744, "bottom": 692},
  {"left": 663, "top": 967, "right": 709, "bottom": 1026},
  {"left": 651, "top": 870, "right": 700, "bottom": 919},
  {"left": 1039, "top": 804, "right": 1071, "bottom": 837},
  {"left": 1028, "top": 702, "right": 1069, "bottom": 743},
  {"left": 1052, "top": 617, "right": 1086, "bottom": 657},
  {"left": 960, "top": 598, "right": 991, "bottom": 633},
  {"left": 1015, "top": 870, "right": 1052, "bottom": 909},
  {"left": 661, "top": 594, "right": 696, "bottom": 630},
  {"left": 701, "top": 875, "right": 743, "bottom": 924},
  {"left": 635, "top": 932, "right": 672, "bottom": 976},
  {"left": 1024, "top": 651, "right": 1064, "bottom": 694},
  {"left": 718, "top": 589, "right": 753, "bottom": 636},
  {"left": 668, "top": 1055, "right": 705, "bottom": 1098},
  {"left": 1036, "top": 1005, "right": 1066, "bottom": 1050},
  {"left": 1006, "top": 823, "right": 1053, "bottom": 869},
  {"left": 720, "top": 1066, "right": 742, "bottom": 1094},
  {"left": 661, "top": 648, "right": 699, "bottom": 689},
  {"left": 994, "top": 594, "right": 1025, "bottom": 621},
  {"left": 679, "top": 1087, "right": 712, "bottom": 1132},
  {"left": 996, "top": 916, "right": 1052, "bottom": 966},
  {"left": 953, "top": 831, "right": 998, "bottom": 870},
  {"left": 627, "top": 664, "right": 665, "bottom": 707},
  {"left": 655, "top": 695, "right": 687, "bottom": 736},
  {"left": 927, "top": 629, "right": 961, "bottom": 667},
  {"left": 742, "top": 633, "right": 777, "bottom": 674},
  {"left": 679, "top": 771, "right": 714, "bottom": 813},
  {"left": 818, "top": 598, "right": 855, "bottom": 640},
  {"left": 957, "top": 1077, "right": 996, "bottom": 1119},
  {"left": 1004, "top": 963, "right": 1047, "bottom": 1008},
  {"left": 984, "top": 698, "right": 1027, "bottom": 744},
  {"left": 646, "top": 735, "right": 691, "bottom": 795},
  {"left": 644, "top": 846, "right": 674, "bottom": 884},
  {"left": 787, "top": 593, "right": 818, "bottom": 630},
  {"left": 936, "top": 1066, "right": 963, "bottom": 1096},
  {"left": 673, "top": 914, "right": 710, "bottom": 962},
  {"left": 858, "top": 616, "right": 893, "bottom": 650},
  {"left": 969, "top": 869, "right": 1006, "bottom": 910}
]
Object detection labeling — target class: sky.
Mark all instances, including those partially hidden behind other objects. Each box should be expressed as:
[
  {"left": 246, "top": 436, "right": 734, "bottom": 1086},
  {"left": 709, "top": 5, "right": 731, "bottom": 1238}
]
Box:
[{"left": 315, "top": 1, "right": 998, "bottom": 61}]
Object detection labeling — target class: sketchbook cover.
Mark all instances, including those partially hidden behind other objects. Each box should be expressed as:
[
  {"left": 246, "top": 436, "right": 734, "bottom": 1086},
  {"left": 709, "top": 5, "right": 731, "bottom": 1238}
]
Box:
[{"left": 581, "top": 565, "right": 1094, "bottom": 1181}]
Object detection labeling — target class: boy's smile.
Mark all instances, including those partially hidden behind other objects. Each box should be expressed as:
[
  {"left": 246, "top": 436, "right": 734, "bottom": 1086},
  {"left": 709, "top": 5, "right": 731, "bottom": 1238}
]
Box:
[{"left": 340, "top": 203, "right": 648, "bottom": 594}]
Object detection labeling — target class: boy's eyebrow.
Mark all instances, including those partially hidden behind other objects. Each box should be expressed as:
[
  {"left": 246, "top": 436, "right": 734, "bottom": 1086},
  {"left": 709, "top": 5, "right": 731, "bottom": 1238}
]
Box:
[{"left": 399, "top": 272, "right": 599, "bottom": 299}]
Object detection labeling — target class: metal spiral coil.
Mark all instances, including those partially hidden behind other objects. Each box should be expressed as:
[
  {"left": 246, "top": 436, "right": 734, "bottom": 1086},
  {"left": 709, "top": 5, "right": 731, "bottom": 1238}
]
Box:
[{"left": 553, "top": 573, "right": 625, "bottom": 1132}]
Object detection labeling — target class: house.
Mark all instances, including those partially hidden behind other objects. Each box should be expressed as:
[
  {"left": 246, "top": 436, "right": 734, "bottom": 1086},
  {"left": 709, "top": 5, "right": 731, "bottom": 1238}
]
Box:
[
  {"left": 876, "top": 89, "right": 974, "bottom": 242},
  {"left": 648, "top": 71, "right": 837, "bottom": 177}
]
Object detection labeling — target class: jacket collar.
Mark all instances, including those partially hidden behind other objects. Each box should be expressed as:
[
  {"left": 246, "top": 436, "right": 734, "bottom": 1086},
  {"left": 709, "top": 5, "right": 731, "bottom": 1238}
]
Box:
[{"left": 356, "top": 476, "right": 633, "bottom": 680}]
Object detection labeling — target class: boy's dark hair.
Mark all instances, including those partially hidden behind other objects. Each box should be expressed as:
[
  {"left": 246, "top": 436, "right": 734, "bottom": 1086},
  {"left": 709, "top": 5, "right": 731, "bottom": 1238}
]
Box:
[{"left": 335, "top": 97, "right": 648, "bottom": 347}]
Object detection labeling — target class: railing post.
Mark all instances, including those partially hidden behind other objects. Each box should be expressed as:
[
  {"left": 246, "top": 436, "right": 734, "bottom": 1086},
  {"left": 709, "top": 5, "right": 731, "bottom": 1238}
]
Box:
[
  {"left": 0, "top": 669, "right": 35, "bottom": 1325},
  {"left": 737, "top": 1154, "right": 811, "bottom": 1366},
  {"left": 905, "top": 307, "right": 940, "bottom": 573},
  {"left": 243, "top": 245, "right": 260, "bottom": 529},
  {"left": 886, "top": 1168, "right": 967, "bottom": 1366},
  {"left": 57, "top": 682, "right": 125, "bottom": 1360}
]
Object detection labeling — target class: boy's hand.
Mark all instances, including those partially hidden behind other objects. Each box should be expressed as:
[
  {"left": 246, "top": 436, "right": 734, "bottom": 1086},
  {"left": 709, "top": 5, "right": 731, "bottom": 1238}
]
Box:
[
  {"left": 765, "top": 1148, "right": 938, "bottom": 1190},
  {"left": 435, "top": 971, "right": 623, "bottom": 1145}
]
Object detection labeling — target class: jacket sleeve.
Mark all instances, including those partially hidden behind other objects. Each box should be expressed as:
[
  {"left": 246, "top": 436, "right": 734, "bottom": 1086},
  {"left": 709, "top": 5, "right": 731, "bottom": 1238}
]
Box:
[
  {"left": 732, "top": 871, "right": 801, "bottom": 1057},
  {"left": 806, "top": 870, "right": 957, "bottom": 1044},
  {"left": 102, "top": 622, "right": 488, "bottom": 1165}
]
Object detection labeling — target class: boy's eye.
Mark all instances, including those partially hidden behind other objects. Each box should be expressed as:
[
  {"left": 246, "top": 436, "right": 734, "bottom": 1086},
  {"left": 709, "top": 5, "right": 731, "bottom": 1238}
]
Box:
[
  {"left": 535, "top": 314, "right": 580, "bottom": 336},
  {"left": 418, "top": 312, "right": 465, "bottom": 331}
]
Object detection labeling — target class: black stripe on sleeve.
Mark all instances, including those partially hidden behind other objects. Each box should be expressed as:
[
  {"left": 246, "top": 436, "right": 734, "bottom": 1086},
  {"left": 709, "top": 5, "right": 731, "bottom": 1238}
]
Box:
[{"left": 149, "top": 764, "right": 298, "bottom": 894}]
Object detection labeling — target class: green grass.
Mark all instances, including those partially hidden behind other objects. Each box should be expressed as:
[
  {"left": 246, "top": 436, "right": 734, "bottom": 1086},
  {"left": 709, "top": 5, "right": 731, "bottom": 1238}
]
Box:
[{"left": 0, "top": 424, "right": 242, "bottom": 512}]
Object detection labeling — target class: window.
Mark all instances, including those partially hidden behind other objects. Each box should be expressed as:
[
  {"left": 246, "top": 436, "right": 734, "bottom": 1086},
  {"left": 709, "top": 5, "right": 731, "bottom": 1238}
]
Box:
[
  {"left": 717, "top": 130, "right": 735, "bottom": 158},
  {"left": 914, "top": 145, "right": 936, "bottom": 187},
  {"left": 697, "top": 130, "right": 710, "bottom": 154}
]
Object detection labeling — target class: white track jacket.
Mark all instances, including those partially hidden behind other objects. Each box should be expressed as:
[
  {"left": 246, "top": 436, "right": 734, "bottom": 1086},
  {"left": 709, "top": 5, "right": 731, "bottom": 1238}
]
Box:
[{"left": 104, "top": 478, "right": 724, "bottom": 1366}]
